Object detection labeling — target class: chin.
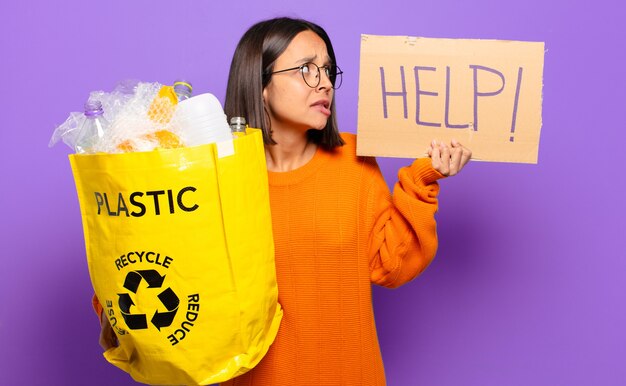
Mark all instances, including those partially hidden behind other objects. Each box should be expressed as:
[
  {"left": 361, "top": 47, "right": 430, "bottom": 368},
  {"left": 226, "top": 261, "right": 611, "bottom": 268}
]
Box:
[{"left": 309, "top": 120, "right": 329, "bottom": 131}]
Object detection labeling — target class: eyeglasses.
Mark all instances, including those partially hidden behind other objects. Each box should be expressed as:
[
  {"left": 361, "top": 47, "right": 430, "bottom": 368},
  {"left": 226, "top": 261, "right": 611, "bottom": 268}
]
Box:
[{"left": 268, "top": 62, "right": 343, "bottom": 89}]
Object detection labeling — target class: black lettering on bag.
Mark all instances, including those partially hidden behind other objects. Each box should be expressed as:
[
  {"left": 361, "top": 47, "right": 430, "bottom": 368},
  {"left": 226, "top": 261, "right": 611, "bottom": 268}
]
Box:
[
  {"left": 178, "top": 186, "right": 199, "bottom": 212},
  {"left": 114, "top": 251, "right": 173, "bottom": 271},
  {"left": 130, "top": 192, "right": 146, "bottom": 217},
  {"left": 117, "top": 193, "right": 129, "bottom": 217},
  {"left": 167, "top": 189, "right": 175, "bottom": 214},
  {"left": 95, "top": 192, "right": 105, "bottom": 214},
  {"left": 94, "top": 187, "right": 198, "bottom": 217},
  {"left": 167, "top": 294, "right": 201, "bottom": 346},
  {"left": 146, "top": 190, "right": 165, "bottom": 215},
  {"left": 104, "top": 193, "right": 116, "bottom": 216}
]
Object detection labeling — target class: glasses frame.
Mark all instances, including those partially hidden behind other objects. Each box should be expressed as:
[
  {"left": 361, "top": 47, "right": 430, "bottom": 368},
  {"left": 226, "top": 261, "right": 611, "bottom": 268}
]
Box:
[{"left": 268, "top": 62, "right": 343, "bottom": 89}]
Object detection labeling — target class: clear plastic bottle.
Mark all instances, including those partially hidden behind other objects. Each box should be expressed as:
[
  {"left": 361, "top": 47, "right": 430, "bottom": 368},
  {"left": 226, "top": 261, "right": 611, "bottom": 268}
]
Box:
[
  {"left": 230, "top": 116, "right": 247, "bottom": 138},
  {"left": 173, "top": 80, "right": 193, "bottom": 102},
  {"left": 75, "top": 100, "right": 109, "bottom": 154}
]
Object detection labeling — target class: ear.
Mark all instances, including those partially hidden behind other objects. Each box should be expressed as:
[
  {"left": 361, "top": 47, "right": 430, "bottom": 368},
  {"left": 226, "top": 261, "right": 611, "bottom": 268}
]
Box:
[{"left": 262, "top": 87, "right": 268, "bottom": 105}]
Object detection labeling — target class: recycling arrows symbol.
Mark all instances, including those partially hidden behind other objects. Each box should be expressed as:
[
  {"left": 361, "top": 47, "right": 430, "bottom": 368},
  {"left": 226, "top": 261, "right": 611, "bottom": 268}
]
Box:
[{"left": 118, "top": 270, "right": 180, "bottom": 330}]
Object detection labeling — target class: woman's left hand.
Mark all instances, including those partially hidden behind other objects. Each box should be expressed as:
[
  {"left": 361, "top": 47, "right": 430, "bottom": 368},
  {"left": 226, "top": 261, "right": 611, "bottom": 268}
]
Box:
[{"left": 428, "top": 139, "right": 472, "bottom": 177}]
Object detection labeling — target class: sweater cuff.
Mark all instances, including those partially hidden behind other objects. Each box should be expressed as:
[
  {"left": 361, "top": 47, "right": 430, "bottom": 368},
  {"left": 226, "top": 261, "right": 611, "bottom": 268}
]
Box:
[
  {"left": 93, "top": 294, "right": 104, "bottom": 324},
  {"left": 409, "top": 158, "right": 445, "bottom": 186}
]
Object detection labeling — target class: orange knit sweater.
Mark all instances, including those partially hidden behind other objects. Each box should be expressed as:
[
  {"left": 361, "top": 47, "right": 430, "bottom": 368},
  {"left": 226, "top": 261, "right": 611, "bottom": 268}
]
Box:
[
  {"left": 222, "top": 133, "right": 442, "bottom": 385},
  {"left": 93, "top": 133, "right": 442, "bottom": 385}
]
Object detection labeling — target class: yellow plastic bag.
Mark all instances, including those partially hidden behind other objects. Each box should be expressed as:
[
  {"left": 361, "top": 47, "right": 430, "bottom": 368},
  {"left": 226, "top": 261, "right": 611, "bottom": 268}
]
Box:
[{"left": 69, "top": 129, "right": 282, "bottom": 385}]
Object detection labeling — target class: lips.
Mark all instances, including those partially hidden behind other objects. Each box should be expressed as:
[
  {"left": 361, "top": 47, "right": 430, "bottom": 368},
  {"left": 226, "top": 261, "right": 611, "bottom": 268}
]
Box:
[{"left": 311, "top": 99, "right": 331, "bottom": 116}]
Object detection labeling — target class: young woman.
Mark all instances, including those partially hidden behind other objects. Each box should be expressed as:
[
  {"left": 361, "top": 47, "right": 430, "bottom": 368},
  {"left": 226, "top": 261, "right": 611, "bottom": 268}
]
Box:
[
  {"left": 99, "top": 17, "right": 471, "bottom": 385},
  {"left": 221, "top": 17, "right": 471, "bottom": 385}
]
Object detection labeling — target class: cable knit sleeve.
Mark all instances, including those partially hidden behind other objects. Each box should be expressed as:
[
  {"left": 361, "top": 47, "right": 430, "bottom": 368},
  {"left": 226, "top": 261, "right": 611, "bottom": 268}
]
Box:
[{"left": 366, "top": 157, "right": 443, "bottom": 288}]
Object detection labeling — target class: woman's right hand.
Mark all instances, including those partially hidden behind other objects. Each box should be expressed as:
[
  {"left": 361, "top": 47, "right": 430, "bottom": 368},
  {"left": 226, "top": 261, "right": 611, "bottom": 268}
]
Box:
[{"left": 99, "top": 310, "right": 119, "bottom": 351}]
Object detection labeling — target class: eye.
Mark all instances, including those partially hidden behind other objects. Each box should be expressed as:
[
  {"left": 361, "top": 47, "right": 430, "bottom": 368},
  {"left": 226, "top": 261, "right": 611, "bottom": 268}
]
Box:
[{"left": 301, "top": 63, "right": 312, "bottom": 74}]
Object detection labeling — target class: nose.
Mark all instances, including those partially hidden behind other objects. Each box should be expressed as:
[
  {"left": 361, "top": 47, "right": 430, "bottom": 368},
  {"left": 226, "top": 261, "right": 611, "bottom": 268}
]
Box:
[{"left": 317, "top": 69, "right": 333, "bottom": 91}]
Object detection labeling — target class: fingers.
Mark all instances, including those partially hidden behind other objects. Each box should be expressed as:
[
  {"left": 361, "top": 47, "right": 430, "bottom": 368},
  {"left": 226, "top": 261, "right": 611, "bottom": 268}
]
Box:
[
  {"left": 439, "top": 142, "right": 451, "bottom": 175},
  {"left": 452, "top": 139, "right": 472, "bottom": 172},
  {"left": 429, "top": 141, "right": 443, "bottom": 174},
  {"left": 460, "top": 144, "right": 472, "bottom": 169},
  {"left": 429, "top": 140, "right": 449, "bottom": 176},
  {"left": 429, "top": 139, "right": 472, "bottom": 177},
  {"left": 449, "top": 146, "right": 462, "bottom": 176}
]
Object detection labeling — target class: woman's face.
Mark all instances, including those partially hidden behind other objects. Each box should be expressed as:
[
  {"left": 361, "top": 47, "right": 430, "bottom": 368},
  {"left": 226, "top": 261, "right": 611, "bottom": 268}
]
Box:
[{"left": 263, "top": 30, "right": 334, "bottom": 138}]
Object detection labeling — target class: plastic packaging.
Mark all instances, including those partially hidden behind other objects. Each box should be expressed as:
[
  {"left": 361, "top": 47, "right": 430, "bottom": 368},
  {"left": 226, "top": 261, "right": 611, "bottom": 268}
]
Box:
[
  {"left": 49, "top": 79, "right": 142, "bottom": 152},
  {"left": 51, "top": 79, "right": 235, "bottom": 154},
  {"left": 174, "top": 93, "right": 232, "bottom": 146},
  {"left": 114, "top": 83, "right": 183, "bottom": 152},
  {"left": 49, "top": 111, "right": 87, "bottom": 150},
  {"left": 147, "top": 85, "right": 178, "bottom": 124},
  {"left": 74, "top": 100, "right": 110, "bottom": 154},
  {"left": 173, "top": 80, "right": 193, "bottom": 101},
  {"left": 91, "top": 79, "right": 140, "bottom": 122}
]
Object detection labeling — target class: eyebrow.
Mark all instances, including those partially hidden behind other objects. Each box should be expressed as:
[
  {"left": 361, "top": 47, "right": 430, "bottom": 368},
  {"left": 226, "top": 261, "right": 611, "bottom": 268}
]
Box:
[{"left": 295, "top": 54, "right": 332, "bottom": 66}]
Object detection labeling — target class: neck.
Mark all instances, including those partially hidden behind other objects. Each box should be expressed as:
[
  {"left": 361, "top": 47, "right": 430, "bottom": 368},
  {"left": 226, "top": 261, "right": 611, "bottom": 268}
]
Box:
[{"left": 265, "top": 130, "right": 317, "bottom": 172}]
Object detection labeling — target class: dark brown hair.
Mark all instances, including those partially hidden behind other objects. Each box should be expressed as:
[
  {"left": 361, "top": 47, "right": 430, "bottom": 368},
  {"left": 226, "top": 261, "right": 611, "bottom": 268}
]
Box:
[{"left": 224, "top": 17, "right": 344, "bottom": 149}]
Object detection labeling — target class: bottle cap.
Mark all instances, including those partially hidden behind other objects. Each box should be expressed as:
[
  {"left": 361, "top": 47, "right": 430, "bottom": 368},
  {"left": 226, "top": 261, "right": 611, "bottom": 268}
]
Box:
[
  {"left": 230, "top": 116, "right": 246, "bottom": 125},
  {"left": 174, "top": 80, "right": 193, "bottom": 92},
  {"left": 84, "top": 100, "right": 104, "bottom": 117}
]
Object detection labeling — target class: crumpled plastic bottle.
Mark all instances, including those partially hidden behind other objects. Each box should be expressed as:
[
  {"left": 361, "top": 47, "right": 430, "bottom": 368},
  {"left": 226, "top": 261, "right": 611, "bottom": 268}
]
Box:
[
  {"left": 49, "top": 111, "right": 86, "bottom": 150},
  {"left": 74, "top": 99, "right": 110, "bottom": 154}
]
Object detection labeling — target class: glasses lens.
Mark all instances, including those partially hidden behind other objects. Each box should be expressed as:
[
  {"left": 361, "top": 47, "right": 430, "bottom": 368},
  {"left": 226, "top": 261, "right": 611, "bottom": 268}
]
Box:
[
  {"left": 300, "top": 63, "right": 343, "bottom": 89},
  {"left": 301, "top": 63, "right": 319, "bottom": 88},
  {"left": 329, "top": 65, "right": 342, "bottom": 89}
]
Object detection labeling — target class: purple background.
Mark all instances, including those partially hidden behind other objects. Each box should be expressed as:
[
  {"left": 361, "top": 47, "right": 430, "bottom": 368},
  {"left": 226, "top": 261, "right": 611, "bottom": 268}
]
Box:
[{"left": 1, "top": 1, "right": 624, "bottom": 385}]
